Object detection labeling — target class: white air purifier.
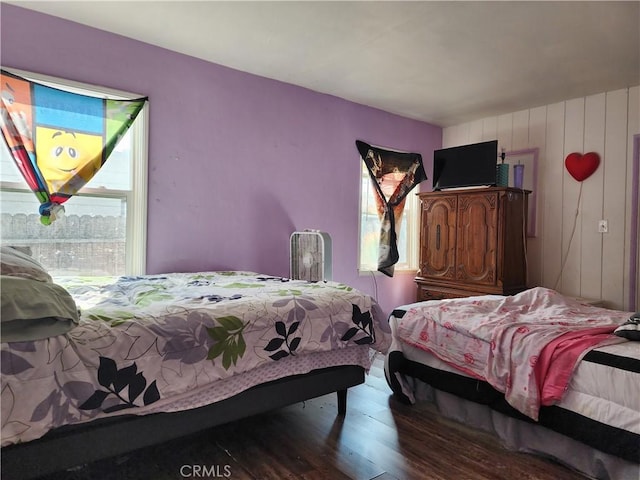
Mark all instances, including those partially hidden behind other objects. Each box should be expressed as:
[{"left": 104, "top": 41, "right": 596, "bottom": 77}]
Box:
[{"left": 289, "top": 230, "right": 332, "bottom": 282}]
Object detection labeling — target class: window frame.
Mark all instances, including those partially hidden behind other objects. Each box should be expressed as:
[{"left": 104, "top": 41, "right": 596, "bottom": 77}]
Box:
[
  {"left": 0, "top": 67, "right": 149, "bottom": 275},
  {"left": 358, "top": 159, "right": 420, "bottom": 274}
]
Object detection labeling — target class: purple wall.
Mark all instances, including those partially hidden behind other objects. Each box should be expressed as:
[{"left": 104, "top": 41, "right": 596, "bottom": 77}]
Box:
[{"left": 1, "top": 4, "right": 442, "bottom": 315}]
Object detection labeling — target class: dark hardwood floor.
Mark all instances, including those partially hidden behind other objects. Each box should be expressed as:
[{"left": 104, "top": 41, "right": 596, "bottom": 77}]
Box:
[{"left": 37, "top": 355, "right": 586, "bottom": 480}]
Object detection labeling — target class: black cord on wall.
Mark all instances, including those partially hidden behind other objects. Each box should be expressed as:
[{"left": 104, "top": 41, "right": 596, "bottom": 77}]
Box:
[{"left": 554, "top": 182, "right": 584, "bottom": 291}]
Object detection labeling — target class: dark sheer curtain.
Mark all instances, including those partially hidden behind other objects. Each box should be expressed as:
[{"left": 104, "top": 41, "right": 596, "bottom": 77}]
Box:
[{"left": 356, "top": 140, "right": 426, "bottom": 277}]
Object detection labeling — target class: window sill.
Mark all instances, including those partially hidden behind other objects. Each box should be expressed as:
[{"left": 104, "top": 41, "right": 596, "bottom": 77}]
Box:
[{"left": 358, "top": 268, "right": 418, "bottom": 276}]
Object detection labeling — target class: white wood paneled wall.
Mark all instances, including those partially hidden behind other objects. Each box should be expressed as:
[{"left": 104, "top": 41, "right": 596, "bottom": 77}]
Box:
[{"left": 443, "top": 86, "right": 640, "bottom": 311}]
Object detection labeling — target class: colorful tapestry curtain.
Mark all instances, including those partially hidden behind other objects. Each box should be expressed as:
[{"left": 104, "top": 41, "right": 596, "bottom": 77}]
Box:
[
  {"left": 356, "top": 140, "right": 426, "bottom": 277},
  {"left": 0, "top": 70, "right": 147, "bottom": 224}
]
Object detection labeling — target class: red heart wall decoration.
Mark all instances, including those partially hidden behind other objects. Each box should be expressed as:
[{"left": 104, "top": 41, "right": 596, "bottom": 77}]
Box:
[{"left": 565, "top": 152, "right": 600, "bottom": 181}]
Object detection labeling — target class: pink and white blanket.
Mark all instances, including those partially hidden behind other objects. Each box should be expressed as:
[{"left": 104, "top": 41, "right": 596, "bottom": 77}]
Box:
[{"left": 396, "top": 288, "right": 630, "bottom": 420}]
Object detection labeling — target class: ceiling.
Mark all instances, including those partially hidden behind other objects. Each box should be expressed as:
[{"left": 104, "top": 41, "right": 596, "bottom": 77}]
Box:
[{"left": 7, "top": 1, "right": 640, "bottom": 127}]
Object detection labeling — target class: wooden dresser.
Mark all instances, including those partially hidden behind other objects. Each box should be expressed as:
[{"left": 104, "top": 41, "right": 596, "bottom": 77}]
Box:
[{"left": 415, "top": 187, "right": 529, "bottom": 301}]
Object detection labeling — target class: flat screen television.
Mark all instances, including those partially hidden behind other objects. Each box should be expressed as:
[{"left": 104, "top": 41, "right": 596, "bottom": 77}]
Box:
[{"left": 432, "top": 140, "right": 498, "bottom": 191}]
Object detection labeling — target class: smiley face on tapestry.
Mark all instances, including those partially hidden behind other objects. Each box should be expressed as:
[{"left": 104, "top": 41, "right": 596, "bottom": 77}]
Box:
[{"left": 32, "top": 85, "right": 105, "bottom": 195}]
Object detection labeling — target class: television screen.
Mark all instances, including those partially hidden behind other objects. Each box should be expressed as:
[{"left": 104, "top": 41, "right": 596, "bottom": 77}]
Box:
[{"left": 433, "top": 140, "right": 498, "bottom": 190}]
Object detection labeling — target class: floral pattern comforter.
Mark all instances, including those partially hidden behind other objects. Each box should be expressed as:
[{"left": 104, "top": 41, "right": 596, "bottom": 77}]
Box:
[{"left": 1, "top": 272, "right": 391, "bottom": 446}]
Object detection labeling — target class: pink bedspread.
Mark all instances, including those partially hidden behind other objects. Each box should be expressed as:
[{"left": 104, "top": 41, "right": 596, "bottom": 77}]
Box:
[{"left": 397, "top": 288, "right": 629, "bottom": 420}]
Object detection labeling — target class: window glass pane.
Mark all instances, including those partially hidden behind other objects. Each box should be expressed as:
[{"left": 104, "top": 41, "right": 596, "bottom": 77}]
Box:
[
  {"left": 88, "top": 130, "right": 132, "bottom": 190},
  {"left": 0, "top": 143, "right": 25, "bottom": 184},
  {"left": 1, "top": 189, "right": 127, "bottom": 276},
  {"left": 359, "top": 174, "right": 379, "bottom": 269},
  {"left": 397, "top": 213, "right": 408, "bottom": 264}
]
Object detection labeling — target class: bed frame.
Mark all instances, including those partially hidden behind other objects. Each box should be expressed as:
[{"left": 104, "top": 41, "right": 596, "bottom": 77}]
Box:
[
  {"left": 387, "top": 351, "right": 639, "bottom": 479},
  {"left": 2, "top": 364, "right": 364, "bottom": 479}
]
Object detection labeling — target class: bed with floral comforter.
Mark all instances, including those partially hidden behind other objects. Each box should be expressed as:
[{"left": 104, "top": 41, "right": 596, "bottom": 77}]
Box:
[{"left": 1, "top": 271, "right": 391, "bottom": 450}]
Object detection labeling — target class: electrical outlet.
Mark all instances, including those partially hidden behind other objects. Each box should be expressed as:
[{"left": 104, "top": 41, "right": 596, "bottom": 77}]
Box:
[{"left": 598, "top": 220, "right": 608, "bottom": 233}]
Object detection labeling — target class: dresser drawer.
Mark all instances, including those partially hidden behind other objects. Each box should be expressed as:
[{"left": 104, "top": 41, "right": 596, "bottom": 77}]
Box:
[{"left": 416, "top": 284, "right": 467, "bottom": 302}]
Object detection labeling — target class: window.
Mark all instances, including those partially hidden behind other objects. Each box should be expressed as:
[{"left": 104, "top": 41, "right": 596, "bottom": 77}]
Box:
[
  {"left": 358, "top": 161, "right": 420, "bottom": 273},
  {"left": 0, "top": 68, "right": 148, "bottom": 276}
]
